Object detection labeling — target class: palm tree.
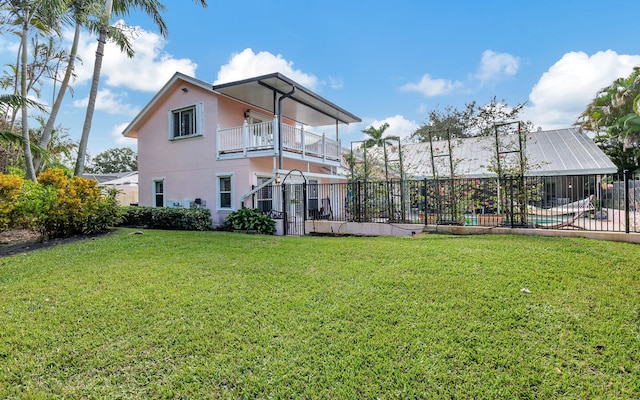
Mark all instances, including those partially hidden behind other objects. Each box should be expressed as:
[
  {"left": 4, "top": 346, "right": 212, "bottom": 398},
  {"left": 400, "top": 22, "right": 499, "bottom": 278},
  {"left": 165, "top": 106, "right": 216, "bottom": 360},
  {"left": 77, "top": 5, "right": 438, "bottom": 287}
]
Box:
[
  {"left": 1, "top": 0, "right": 66, "bottom": 180},
  {"left": 73, "top": 0, "right": 208, "bottom": 176},
  {"left": 35, "top": 0, "right": 86, "bottom": 172},
  {"left": 362, "top": 123, "right": 396, "bottom": 180},
  {"left": 577, "top": 67, "right": 640, "bottom": 171},
  {"left": 0, "top": 94, "right": 50, "bottom": 171}
]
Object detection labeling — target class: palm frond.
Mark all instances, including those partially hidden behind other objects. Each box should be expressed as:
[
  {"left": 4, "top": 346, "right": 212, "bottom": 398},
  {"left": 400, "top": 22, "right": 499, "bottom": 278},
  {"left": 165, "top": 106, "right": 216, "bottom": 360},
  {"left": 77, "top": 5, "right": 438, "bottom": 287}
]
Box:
[{"left": 0, "top": 129, "right": 50, "bottom": 159}]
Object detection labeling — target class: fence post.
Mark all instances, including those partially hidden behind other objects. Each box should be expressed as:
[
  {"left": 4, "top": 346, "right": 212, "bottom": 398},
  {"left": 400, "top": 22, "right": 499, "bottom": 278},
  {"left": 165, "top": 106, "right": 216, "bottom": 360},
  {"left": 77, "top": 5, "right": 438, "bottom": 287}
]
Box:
[
  {"left": 303, "top": 182, "right": 307, "bottom": 225},
  {"left": 357, "top": 180, "right": 362, "bottom": 222},
  {"left": 624, "top": 170, "right": 630, "bottom": 234},
  {"left": 282, "top": 183, "right": 287, "bottom": 236},
  {"left": 423, "top": 178, "right": 428, "bottom": 224}
]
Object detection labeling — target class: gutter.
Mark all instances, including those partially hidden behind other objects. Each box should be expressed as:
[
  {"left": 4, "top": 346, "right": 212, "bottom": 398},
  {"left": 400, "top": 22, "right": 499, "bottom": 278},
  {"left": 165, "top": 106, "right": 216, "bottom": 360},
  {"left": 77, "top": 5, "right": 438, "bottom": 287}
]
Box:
[{"left": 277, "top": 86, "right": 296, "bottom": 170}]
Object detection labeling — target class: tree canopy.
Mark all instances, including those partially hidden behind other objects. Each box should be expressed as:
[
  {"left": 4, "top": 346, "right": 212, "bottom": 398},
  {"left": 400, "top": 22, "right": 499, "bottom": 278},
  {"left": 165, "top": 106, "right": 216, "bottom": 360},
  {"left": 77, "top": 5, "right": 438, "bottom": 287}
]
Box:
[
  {"left": 410, "top": 97, "right": 534, "bottom": 143},
  {"left": 0, "top": 0, "right": 208, "bottom": 180},
  {"left": 87, "top": 147, "right": 137, "bottom": 173},
  {"left": 576, "top": 67, "right": 640, "bottom": 173}
]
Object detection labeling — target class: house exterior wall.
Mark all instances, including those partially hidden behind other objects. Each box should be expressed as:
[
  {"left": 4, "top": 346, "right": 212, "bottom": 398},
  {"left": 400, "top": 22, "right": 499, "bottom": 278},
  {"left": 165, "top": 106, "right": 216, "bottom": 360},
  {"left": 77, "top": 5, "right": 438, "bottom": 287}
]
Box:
[{"left": 135, "top": 77, "right": 345, "bottom": 227}]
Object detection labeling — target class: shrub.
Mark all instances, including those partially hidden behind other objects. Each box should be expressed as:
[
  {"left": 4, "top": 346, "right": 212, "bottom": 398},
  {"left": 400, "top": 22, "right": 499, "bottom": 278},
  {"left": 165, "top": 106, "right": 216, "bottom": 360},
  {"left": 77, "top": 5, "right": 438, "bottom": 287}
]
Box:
[
  {"left": 36, "top": 169, "right": 122, "bottom": 238},
  {"left": 119, "top": 206, "right": 153, "bottom": 227},
  {"left": 0, "top": 169, "right": 122, "bottom": 237},
  {"left": 10, "top": 179, "right": 57, "bottom": 231},
  {"left": 0, "top": 174, "right": 24, "bottom": 230},
  {"left": 120, "top": 206, "right": 212, "bottom": 231},
  {"left": 220, "top": 207, "right": 276, "bottom": 235}
]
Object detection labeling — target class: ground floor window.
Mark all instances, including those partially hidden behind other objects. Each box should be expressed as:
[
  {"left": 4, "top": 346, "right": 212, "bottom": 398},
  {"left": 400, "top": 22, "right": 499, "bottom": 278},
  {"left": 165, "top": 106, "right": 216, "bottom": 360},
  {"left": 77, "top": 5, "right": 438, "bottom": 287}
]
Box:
[
  {"left": 257, "top": 177, "right": 273, "bottom": 212},
  {"left": 218, "top": 174, "right": 232, "bottom": 209},
  {"left": 307, "top": 179, "right": 318, "bottom": 217},
  {"left": 153, "top": 179, "right": 164, "bottom": 207}
]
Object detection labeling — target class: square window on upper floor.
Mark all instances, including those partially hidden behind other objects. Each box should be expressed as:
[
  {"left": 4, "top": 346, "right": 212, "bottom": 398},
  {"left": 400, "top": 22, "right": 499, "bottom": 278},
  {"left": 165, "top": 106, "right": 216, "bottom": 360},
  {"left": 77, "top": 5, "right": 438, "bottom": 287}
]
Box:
[{"left": 169, "top": 103, "right": 203, "bottom": 140}]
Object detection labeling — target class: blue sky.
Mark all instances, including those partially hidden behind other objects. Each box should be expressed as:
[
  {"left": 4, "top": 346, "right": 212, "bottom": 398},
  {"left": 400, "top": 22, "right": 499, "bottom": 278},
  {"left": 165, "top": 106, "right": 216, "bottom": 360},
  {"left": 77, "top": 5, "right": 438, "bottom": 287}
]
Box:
[{"left": 2, "top": 0, "right": 640, "bottom": 158}]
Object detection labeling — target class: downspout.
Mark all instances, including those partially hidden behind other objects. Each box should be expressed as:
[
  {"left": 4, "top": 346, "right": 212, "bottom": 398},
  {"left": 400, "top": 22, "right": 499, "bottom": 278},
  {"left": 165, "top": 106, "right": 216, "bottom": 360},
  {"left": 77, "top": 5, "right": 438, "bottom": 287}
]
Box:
[{"left": 277, "top": 86, "right": 296, "bottom": 170}]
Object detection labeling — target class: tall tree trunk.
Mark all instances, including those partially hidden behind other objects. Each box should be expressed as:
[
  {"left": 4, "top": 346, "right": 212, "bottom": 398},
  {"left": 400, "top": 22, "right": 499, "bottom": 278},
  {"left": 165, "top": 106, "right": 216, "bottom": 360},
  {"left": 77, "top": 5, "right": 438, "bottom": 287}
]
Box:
[
  {"left": 74, "top": 0, "right": 112, "bottom": 177},
  {"left": 20, "top": 21, "right": 37, "bottom": 182},
  {"left": 74, "top": 27, "right": 105, "bottom": 177},
  {"left": 36, "top": 23, "right": 80, "bottom": 171}
]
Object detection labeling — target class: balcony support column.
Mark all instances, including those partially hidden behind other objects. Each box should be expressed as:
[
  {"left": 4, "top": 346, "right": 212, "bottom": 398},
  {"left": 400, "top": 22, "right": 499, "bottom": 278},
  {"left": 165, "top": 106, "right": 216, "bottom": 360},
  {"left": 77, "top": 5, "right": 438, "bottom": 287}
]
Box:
[
  {"left": 322, "top": 133, "right": 326, "bottom": 162},
  {"left": 301, "top": 125, "right": 305, "bottom": 158},
  {"left": 242, "top": 120, "right": 248, "bottom": 157},
  {"left": 273, "top": 116, "right": 279, "bottom": 156},
  {"left": 277, "top": 86, "right": 296, "bottom": 170},
  {"left": 216, "top": 124, "right": 220, "bottom": 159}
]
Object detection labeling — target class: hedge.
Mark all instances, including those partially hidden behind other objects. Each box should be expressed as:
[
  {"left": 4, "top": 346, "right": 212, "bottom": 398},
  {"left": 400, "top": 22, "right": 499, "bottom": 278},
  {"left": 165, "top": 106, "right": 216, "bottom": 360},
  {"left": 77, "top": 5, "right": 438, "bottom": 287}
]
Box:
[{"left": 119, "top": 206, "right": 212, "bottom": 231}]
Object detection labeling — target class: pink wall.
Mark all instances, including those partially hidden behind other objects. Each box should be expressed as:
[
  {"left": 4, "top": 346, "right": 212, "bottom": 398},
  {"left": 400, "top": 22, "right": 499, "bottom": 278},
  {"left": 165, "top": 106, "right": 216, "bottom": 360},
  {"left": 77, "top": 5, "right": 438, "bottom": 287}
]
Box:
[{"left": 134, "top": 76, "right": 344, "bottom": 226}]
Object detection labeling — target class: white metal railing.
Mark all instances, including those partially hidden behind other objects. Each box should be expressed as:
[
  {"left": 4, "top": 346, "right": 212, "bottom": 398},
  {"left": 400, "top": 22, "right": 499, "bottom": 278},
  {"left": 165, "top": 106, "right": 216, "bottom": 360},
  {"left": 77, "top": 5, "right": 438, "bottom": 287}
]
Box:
[
  {"left": 217, "top": 120, "right": 341, "bottom": 162},
  {"left": 216, "top": 125, "right": 243, "bottom": 153},
  {"left": 248, "top": 121, "right": 274, "bottom": 148}
]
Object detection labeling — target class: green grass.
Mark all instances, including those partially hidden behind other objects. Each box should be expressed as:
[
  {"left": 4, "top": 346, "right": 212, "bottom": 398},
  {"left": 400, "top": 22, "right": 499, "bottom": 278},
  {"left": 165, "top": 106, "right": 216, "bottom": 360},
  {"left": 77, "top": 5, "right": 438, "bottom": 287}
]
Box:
[{"left": 0, "top": 229, "right": 638, "bottom": 398}]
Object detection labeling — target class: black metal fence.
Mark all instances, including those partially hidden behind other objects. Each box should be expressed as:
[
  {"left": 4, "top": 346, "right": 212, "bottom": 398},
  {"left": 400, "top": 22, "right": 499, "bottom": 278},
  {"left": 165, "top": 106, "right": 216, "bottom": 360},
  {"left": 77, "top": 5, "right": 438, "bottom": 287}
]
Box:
[{"left": 251, "top": 172, "right": 640, "bottom": 234}]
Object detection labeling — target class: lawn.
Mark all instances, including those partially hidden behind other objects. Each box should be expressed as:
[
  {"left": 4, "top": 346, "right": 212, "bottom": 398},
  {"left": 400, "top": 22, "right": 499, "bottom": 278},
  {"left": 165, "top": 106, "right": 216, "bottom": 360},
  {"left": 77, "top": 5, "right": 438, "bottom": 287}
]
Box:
[{"left": 0, "top": 229, "right": 638, "bottom": 398}]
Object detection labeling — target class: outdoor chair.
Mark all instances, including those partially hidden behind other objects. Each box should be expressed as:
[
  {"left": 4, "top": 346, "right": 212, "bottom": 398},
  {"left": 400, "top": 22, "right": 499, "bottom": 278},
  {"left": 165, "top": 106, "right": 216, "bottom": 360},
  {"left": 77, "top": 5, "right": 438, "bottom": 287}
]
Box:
[{"left": 318, "top": 197, "right": 332, "bottom": 219}]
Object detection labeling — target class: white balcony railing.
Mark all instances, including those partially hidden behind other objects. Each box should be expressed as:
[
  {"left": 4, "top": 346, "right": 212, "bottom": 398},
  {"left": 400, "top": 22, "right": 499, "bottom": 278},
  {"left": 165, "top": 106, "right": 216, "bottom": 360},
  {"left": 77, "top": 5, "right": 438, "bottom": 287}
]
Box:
[{"left": 217, "top": 119, "right": 342, "bottom": 162}]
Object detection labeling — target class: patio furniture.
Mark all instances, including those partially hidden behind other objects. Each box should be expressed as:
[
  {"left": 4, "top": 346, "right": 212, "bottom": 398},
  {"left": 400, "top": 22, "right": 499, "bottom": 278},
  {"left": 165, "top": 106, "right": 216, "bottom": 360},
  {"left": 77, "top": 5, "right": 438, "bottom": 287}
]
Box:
[
  {"left": 319, "top": 198, "right": 332, "bottom": 219},
  {"left": 527, "top": 195, "right": 595, "bottom": 229}
]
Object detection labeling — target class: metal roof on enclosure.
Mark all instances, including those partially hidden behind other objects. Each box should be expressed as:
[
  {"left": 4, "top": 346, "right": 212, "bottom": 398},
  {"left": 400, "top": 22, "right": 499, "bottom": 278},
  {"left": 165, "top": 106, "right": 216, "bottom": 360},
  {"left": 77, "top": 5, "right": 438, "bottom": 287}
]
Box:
[
  {"left": 399, "top": 128, "right": 617, "bottom": 178},
  {"left": 213, "top": 73, "right": 361, "bottom": 127}
]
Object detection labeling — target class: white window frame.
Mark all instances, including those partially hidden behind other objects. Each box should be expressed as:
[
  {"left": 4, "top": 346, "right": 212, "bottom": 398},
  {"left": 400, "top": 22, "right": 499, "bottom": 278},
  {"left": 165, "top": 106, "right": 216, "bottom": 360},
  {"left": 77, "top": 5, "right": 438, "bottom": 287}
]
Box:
[
  {"left": 169, "top": 102, "right": 204, "bottom": 140},
  {"left": 217, "top": 173, "right": 234, "bottom": 210},
  {"left": 152, "top": 177, "right": 165, "bottom": 207},
  {"left": 245, "top": 109, "right": 272, "bottom": 124},
  {"left": 307, "top": 179, "right": 319, "bottom": 216},
  {"left": 256, "top": 175, "right": 274, "bottom": 213}
]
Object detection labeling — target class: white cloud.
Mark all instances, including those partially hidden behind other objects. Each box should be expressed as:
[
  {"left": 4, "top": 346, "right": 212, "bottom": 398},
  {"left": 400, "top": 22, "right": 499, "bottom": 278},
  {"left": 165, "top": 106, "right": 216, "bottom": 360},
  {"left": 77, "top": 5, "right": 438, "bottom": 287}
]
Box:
[
  {"left": 361, "top": 115, "right": 419, "bottom": 142},
  {"left": 73, "top": 89, "right": 141, "bottom": 117},
  {"left": 112, "top": 122, "right": 137, "bottom": 146},
  {"left": 213, "top": 48, "right": 319, "bottom": 90},
  {"left": 73, "top": 21, "right": 198, "bottom": 92},
  {"left": 0, "top": 36, "right": 19, "bottom": 55},
  {"left": 328, "top": 76, "right": 344, "bottom": 90},
  {"left": 522, "top": 50, "right": 640, "bottom": 130},
  {"left": 402, "top": 50, "right": 519, "bottom": 97},
  {"left": 401, "top": 74, "right": 463, "bottom": 97},
  {"left": 474, "top": 50, "right": 519, "bottom": 84}
]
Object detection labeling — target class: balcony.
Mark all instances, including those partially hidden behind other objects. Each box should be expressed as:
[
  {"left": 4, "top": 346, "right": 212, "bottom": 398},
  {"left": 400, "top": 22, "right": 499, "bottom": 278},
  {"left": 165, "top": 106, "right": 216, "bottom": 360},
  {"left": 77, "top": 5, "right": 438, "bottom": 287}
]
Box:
[{"left": 216, "top": 119, "right": 342, "bottom": 165}]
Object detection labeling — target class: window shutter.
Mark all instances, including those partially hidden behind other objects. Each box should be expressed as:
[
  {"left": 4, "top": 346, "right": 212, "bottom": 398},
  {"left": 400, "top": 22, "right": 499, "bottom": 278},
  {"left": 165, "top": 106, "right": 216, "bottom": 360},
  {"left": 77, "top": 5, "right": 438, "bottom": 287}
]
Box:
[
  {"left": 197, "top": 102, "right": 204, "bottom": 136},
  {"left": 168, "top": 111, "right": 175, "bottom": 139}
]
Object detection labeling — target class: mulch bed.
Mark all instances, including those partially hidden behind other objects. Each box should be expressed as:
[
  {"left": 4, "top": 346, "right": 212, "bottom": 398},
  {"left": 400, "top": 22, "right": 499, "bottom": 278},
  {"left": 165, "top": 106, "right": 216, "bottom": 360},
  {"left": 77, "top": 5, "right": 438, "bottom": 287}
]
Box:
[{"left": 0, "top": 229, "right": 97, "bottom": 257}]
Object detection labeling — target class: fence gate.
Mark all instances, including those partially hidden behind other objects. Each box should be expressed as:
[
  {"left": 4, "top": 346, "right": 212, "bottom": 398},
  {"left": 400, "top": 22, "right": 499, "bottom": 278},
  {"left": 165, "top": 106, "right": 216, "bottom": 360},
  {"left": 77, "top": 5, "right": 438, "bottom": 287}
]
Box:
[
  {"left": 282, "top": 183, "right": 305, "bottom": 236},
  {"left": 499, "top": 176, "right": 529, "bottom": 227}
]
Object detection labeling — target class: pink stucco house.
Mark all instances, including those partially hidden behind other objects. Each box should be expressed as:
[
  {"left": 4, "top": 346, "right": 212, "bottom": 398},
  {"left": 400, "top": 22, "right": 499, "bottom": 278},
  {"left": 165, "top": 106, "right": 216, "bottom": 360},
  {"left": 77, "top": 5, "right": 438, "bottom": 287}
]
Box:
[{"left": 122, "top": 72, "right": 361, "bottom": 227}]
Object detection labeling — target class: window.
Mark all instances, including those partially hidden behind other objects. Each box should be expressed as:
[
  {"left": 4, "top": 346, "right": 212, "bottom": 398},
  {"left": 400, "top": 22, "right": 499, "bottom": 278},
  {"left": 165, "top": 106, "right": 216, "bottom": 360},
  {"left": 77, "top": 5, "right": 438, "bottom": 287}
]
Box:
[
  {"left": 307, "top": 179, "right": 319, "bottom": 216},
  {"left": 169, "top": 103, "right": 203, "bottom": 139},
  {"left": 257, "top": 177, "right": 273, "bottom": 213},
  {"left": 153, "top": 179, "right": 165, "bottom": 207},
  {"left": 218, "top": 175, "right": 232, "bottom": 209}
]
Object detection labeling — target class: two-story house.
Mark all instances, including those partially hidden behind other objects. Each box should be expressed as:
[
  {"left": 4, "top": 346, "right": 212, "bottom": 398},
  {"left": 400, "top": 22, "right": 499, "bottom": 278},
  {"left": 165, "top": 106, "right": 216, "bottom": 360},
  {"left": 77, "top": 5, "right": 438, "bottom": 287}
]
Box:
[{"left": 122, "top": 72, "right": 361, "bottom": 226}]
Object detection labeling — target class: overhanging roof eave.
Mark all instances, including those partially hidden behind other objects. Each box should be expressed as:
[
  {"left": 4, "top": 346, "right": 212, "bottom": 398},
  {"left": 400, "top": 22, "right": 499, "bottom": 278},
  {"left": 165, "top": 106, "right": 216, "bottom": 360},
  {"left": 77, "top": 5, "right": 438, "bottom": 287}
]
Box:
[{"left": 213, "top": 73, "right": 361, "bottom": 126}]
